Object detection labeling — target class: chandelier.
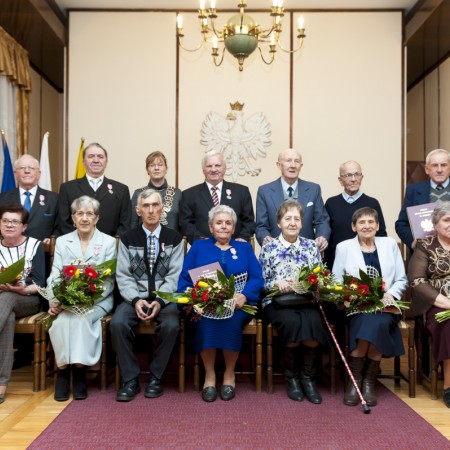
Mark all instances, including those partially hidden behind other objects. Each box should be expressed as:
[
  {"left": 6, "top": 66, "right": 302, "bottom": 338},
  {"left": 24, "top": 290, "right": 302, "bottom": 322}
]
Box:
[{"left": 176, "top": 1, "right": 306, "bottom": 71}]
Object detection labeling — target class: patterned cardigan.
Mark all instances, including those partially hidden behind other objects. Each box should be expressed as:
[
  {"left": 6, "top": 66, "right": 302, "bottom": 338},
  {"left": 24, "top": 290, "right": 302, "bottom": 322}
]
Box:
[{"left": 116, "top": 225, "right": 183, "bottom": 308}]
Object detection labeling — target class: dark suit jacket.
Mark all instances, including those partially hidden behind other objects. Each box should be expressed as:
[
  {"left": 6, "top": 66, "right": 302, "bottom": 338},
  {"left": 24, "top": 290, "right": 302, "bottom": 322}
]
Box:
[
  {"left": 255, "top": 177, "right": 330, "bottom": 246},
  {"left": 57, "top": 176, "right": 131, "bottom": 237},
  {"left": 0, "top": 187, "right": 58, "bottom": 240},
  {"left": 395, "top": 180, "right": 431, "bottom": 251},
  {"left": 179, "top": 180, "right": 255, "bottom": 244}
]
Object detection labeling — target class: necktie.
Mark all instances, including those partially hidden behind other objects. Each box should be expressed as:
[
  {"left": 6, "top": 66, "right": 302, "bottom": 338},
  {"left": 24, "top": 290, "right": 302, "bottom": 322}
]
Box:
[
  {"left": 347, "top": 196, "right": 354, "bottom": 204},
  {"left": 148, "top": 234, "right": 156, "bottom": 273},
  {"left": 436, "top": 185, "right": 444, "bottom": 191},
  {"left": 287, "top": 187, "right": 293, "bottom": 198},
  {"left": 90, "top": 179, "right": 101, "bottom": 191},
  {"left": 211, "top": 186, "right": 219, "bottom": 206},
  {"left": 24, "top": 191, "right": 31, "bottom": 212}
]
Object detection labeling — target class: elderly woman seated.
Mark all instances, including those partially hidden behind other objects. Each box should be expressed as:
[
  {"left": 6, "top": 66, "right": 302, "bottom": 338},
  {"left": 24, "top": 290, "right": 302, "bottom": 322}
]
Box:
[
  {"left": 0, "top": 204, "right": 45, "bottom": 404},
  {"left": 178, "top": 204, "right": 263, "bottom": 402},
  {"left": 409, "top": 201, "right": 450, "bottom": 408},
  {"left": 333, "top": 207, "right": 407, "bottom": 407},
  {"left": 259, "top": 199, "right": 329, "bottom": 404},
  {"left": 47, "top": 196, "right": 117, "bottom": 401}
]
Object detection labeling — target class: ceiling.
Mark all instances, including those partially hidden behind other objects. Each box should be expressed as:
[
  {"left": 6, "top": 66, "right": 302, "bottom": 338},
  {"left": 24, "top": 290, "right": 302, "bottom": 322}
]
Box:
[
  {"left": 52, "top": 0, "right": 419, "bottom": 15},
  {"left": 1, "top": 0, "right": 446, "bottom": 92}
]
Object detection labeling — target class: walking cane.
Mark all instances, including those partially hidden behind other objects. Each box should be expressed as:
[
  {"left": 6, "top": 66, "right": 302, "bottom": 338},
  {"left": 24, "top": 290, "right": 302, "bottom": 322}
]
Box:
[{"left": 316, "top": 300, "right": 371, "bottom": 414}]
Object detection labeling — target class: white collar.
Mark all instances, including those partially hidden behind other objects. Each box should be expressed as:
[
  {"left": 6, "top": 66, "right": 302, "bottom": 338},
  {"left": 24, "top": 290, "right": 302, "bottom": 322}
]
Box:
[
  {"left": 205, "top": 181, "right": 223, "bottom": 192},
  {"left": 279, "top": 234, "right": 300, "bottom": 249},
  {"left": 19, "top": 185, "right": 38, "bottom": 196}
]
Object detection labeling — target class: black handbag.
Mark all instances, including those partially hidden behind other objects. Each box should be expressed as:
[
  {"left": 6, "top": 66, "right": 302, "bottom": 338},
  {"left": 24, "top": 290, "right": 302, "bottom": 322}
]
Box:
[{"left": 271, "top": 292, "right": 314, "bottom": 307}]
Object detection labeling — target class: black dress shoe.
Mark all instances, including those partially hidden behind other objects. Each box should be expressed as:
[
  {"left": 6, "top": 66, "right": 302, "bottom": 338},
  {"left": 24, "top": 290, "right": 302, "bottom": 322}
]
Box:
[
  {"left": 54, "top": 367, "right": 71, "bottom": 402},
  {"left": 72, "top": 366, "right": 88, "bottom": 400},
  {"left": 286, "top": 376, "right": 304, "bottom": 402},
  {"left": 145, "top": 374, "right": 164, "bottom": 398},
  {"left": 202, "top": 386, "right": 217, "bottom": 402},
  {"left": 116, "top": 378, "right": 141, "bottom": 402},
  {"left": 444, "top": 388, "right": 450, "bottom": 408},
  {"left": 220, "top": 385, "right": 235, "bottom": 401}
]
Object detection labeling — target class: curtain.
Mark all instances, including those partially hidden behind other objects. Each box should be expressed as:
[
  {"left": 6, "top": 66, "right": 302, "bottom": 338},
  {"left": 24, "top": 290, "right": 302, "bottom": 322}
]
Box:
[{"left": 0, "top": 26, "right": 32, "bottom": 158}]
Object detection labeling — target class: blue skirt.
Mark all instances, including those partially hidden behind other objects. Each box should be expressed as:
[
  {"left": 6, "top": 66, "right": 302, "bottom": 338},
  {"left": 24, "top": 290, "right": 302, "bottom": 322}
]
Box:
[
  {"left": 193, "top": 310, "right": 252, "bottom": 353},
  {"left": 349, "top": 312, "right": 404, "bottom": 358}
]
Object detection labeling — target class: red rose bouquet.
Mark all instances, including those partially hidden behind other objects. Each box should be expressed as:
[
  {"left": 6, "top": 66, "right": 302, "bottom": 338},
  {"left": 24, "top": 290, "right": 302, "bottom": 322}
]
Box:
[{"left": 156, "top": 270, "right": 257, "bottom": 320}]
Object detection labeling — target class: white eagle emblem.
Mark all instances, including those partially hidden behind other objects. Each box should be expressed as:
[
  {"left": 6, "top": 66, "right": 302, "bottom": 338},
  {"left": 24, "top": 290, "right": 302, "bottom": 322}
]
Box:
[{"left": 200, "top": 102, "right": 271, "bottom": 181}]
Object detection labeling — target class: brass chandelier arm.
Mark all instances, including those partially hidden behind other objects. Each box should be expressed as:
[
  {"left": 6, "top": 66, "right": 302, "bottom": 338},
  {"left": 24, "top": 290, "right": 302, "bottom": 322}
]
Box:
[
  {"left": 257, "top": 46, "right": 276, "bottom": 65},
  {"left": 276, "top": 36, "right": 305, "bottom": 54},
  {"left": 212, "top": 47, "right": 226, "bottom": 67},
  {"left": 177, "top": 38, "right": 206, "bottom": 53}
]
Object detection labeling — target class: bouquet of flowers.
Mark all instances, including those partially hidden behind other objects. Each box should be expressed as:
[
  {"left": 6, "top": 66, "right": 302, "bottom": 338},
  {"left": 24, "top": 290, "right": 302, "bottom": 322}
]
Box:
[
  {"left": 0, "top": 257, "right": 26, "bottom": 285},
  {"left": 435, "top": 310, "right": 450, "bottom": 323},
  {"left": 155, "top": 270, "right": 257, "bottom": 320},
  {"left": 38, "top": 258, "right": 117, "bottom": 318},
  {"left": 266, "top": 263, "right": 335, "bottom": 297},
  {"left": 319, "top": 269, "right": 410, "bottom": 316}
]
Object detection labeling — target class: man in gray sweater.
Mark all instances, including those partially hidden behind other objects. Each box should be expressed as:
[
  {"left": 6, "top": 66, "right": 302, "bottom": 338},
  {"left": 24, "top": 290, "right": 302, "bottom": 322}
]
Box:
[{"left": 111, "top": 189, "right": 183, "bottom": 402}]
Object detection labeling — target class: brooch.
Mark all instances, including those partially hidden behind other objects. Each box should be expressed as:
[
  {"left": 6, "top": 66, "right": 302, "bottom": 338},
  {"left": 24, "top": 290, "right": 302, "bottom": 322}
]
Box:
[
  {"left": 226, "top": 189, "right": 232, "bottom": 200},
  {"left": 39, "top": 194, "right": 45, "bottom": 206},
  {"left": 230, "top": 247, "right": 238, "bottom": 260},
  {"left": 107, "top": 183, "right": 113, "bottom": 194}
]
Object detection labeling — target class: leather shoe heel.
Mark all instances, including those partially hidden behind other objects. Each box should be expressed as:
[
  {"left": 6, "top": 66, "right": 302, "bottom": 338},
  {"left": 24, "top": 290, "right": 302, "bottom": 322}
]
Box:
[
  {"left": 202, "top": 386, "right": 217, "bottom": 402},
  {"left": 145, "top": 374, "right": 164, "bottom": 398},
  {"left": 220, "top": 385, "right": 235, "bottom": 401},
  {"left": 116, "top": 378, "right": 141, "bottom": 402}
]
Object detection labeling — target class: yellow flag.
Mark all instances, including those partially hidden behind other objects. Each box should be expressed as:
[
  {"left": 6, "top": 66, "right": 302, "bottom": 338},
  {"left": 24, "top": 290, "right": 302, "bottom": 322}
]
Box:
[{"left": 74, "top": 137, "right": 86, "bottom": 179}]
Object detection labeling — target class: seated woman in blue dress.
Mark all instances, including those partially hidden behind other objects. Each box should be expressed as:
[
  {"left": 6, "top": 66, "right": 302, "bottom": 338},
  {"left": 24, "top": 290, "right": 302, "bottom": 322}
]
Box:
[
  {"left": 259, "top": 199, "right": 329, "bottom": 404},
  {"left": 178, "top": 205, "right": 263, "bottom": 402},
  {"left": 333, "top": 207, "right": 408, "bottom": 407}
]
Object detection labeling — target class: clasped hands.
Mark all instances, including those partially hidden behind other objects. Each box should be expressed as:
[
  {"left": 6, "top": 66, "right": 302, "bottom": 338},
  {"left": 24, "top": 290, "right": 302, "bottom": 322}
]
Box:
[{"left": 136, "top": 299, "right": 161, "bottom": 321}]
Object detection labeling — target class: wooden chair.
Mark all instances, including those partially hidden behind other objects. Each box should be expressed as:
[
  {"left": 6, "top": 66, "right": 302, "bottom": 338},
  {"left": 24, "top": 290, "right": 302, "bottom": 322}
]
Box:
[
  {"left": 344, "top": 318, "right": 416, "bottom": 398},
  {"left": 415, "top": 315, "right": 438, "bottom": 399},
  {"left": 115, "top": 318, "right": 186, "bottom": 393},
  {"left": 266, "top": 322, "right": 337, "bottom": 394},
  {"left": 193, "top": 318, "right": 263, "bottom": 393},
  {"left": 14, "top": 236, "right": 55, "bottom": 392}
]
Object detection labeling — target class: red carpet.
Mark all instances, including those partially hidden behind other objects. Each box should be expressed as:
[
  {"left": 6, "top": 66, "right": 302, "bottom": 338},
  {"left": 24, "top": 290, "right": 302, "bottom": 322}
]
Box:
[{"left": 29, "top": 381, "right": 448, "bottom": 449}]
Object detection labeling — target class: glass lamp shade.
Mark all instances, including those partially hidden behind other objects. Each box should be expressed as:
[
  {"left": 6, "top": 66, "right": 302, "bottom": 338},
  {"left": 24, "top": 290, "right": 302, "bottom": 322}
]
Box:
[{"left": 224, "top": 13, "right": 259, "bottom": 58}]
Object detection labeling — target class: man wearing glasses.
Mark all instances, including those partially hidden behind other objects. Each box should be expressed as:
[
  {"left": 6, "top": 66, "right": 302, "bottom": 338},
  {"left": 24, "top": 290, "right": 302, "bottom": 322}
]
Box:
[
  {"left": 57, "top": 143, "right": 131, "bottom": 237},
  {"left": 256, "top": 148, "right": 330, "bottom": 250},
  {"left": 324, "top": 160, "right": 386, "bottom": 268},
  {"left": 0, "top": 154, "right": 58, "bottom": 244}
]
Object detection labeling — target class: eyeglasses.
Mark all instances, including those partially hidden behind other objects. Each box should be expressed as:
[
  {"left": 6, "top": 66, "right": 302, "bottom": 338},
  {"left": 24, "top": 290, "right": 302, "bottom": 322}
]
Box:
[
  {"left": 340, "top": 172, "right": 363, "bottom": 179},
  {"left": 1, "top": 219, "right": 23, "bottom": 227},
  {"left": 148, "top": 163, "right": 165, "bottom": 169},
  {"left": 16, "top": 166, "right": 38, "bottom": 172},
  {"left": 74, "top": 211, "right": 97, "bottom": 218}
]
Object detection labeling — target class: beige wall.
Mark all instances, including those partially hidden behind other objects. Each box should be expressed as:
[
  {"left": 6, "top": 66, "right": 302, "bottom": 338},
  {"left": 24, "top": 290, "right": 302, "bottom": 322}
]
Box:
[
  {"left": 67, "top": 10, "right": 403, "bottom": 238},
  {"left": 28, "top": 68, "right": 64, "bottom": 192}
]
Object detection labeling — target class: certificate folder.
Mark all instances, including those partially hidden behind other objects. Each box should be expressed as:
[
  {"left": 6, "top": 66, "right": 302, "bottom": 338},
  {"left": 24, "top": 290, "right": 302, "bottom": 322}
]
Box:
[{"left": 406, "top": 202, "right": 436, "bottom": 240}]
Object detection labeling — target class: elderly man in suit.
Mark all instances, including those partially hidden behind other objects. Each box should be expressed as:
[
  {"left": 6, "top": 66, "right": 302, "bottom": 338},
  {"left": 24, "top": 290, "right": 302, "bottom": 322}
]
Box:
[
  {"left": 395, "top": 148, "right": 450, "bottom": 254},
  {"left": 179, "top": 150, "right": 255, "bottom": 244},
  {"left": 110, "top": 189, "right": 183, "bottom": 402},
  {"left": 57, "top": 143, "right": 131, "bottom": 237},
  {"left": 0, "top": 154, "right": 58, "bottom": 244},
  {"left": 256, "top": 148, "right": 330, "bottom": 251}
]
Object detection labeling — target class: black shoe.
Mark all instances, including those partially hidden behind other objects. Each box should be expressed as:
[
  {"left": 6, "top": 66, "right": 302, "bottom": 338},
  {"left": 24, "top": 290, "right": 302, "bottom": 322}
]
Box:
[
  {"left": 144, "top": 374, "right": 164, "bottom": 398},
  {"left": 286, "top": 376, "right": 304, "bottom": 401},
  {"left": 202, "top": 386, "right": 217, "bottom": 402},
  {"left": 220, "top": 385, "right": 235, "bottom": 401},
  {"left": 72, "top": 366, "right": 88, "bottom": 400},
  {"left": 300, "top": 377, "right": 322, "bottom": 404},
  {"left": 116, "top": 378, "right": 141, "bottom": 402},
  {"left": 54, "top": 367, "right": 71, "bottom": 402},
  {"left": 444, "top": 388, "right": 450, "bottom": 408}
]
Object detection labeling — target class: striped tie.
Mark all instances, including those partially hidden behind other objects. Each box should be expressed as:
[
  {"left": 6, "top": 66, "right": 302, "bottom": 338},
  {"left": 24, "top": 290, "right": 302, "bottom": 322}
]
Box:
[{"left": 211, "top": 186, "right": 219, "bottom": 206}]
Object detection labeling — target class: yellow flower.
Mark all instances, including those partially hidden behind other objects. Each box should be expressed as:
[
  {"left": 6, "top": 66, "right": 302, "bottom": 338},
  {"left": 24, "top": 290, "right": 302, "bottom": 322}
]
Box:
[
  {"left": 178, "top": 297, "right": 190, "bottom": 304},
  {"left": 334, "top": 285, "right": 343, "bottom": 291},
  {"left": 75, "top": 269, "right": 80, "bottom": 278},
  {"left": 16, "top": 273, "right": 22, "bottom": 279},
  {"left": 198, "top": 281, "right": 209, "bottom": 288},
  {"left": 103, "top": 269, "right": 111, "bottom": 277},
  {"left": 313, "top": 266, "right": 321, "bottom": 274}
]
